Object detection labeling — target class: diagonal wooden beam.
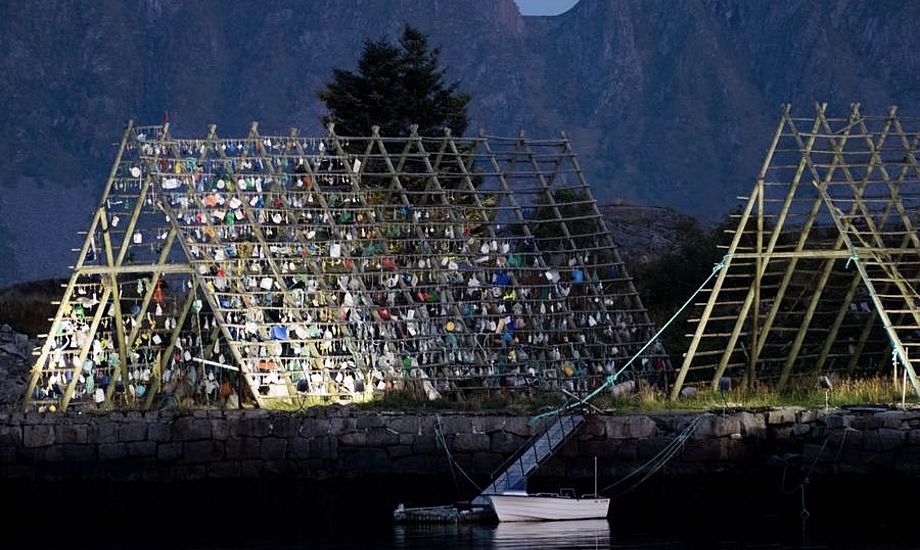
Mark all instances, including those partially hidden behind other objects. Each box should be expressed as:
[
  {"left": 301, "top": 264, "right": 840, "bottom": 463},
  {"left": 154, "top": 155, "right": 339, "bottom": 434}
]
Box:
[
  {"left": 841, "top": 114, "right": 920, "bottom": 373},
  {"left": 23, "top": 122, "right": 135, "bottom": 410},
  {"left": 476, "top": 132, "right": 605, "bottom": 380},
  {"left": 712, "top": 107, "right": 824, "bottom": 388},
  {"left": 155, "top": 125, "right": 273, "bottom": 407},
  {"left": 775, "top": 105, "right": 892, "bottom": 389},
  {"left": 671, "top": 105, "right": 789, "bottom": 399},
  {"left": 803, "top": 121, "right": 920, "bottom": 397},
  {"left": 143, "top": 277, "right": 199, "bottom": 410},
  {"left": 101, "top": 123, "right": 172, "bottom": 407}
]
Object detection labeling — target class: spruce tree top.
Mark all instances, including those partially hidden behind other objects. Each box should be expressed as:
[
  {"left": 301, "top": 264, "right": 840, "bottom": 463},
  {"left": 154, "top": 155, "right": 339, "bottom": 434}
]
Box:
[{"left": 318, "top": 25, "right": 470, "bottom": 138}]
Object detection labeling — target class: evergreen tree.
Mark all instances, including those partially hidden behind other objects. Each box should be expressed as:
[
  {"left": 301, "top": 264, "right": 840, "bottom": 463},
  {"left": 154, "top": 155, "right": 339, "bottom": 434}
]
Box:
[
  {"left": 630, "top": 213, "right": 731, "bottom": 366},
  {"left": 317, "top": 25, "right": 470, "bottom": 137}
]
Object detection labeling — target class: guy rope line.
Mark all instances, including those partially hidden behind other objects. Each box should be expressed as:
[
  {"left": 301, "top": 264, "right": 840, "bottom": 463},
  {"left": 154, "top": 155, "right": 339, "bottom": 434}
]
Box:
[
  {"left": 434, "top": 415, "right": 483, "bottom": 493},
  {"left": 530, "top": 254, "right": 732, "bottom": 424},
  {"left": 599, "top": 414, "right": 704, "bottom": 498}
]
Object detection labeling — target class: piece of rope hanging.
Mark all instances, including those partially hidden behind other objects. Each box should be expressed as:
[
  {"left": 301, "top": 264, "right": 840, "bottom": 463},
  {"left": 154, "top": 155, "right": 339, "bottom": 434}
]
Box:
[
  {"left": 846, "top": 250, "right": 860, "bottom": 269},
  {"left": 530, "top": 254, "right": 732, "bottom": 424}
]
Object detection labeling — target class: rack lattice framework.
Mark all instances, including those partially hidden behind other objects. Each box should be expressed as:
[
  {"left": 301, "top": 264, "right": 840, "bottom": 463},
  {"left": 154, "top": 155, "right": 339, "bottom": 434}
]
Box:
[
  {"left": 24, "top": 122, "right": 665, "bottom": 411},
  {"left": 674, "top": 104, "right": 920, "bottom": 398}
]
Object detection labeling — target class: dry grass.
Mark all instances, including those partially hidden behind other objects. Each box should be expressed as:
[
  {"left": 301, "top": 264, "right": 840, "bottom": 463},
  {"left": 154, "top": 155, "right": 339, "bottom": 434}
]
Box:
[
  {"left": 594, "top": 376, "right": 909, "bottom": 413},
  {"left": 264, "top": 375, "right": 913, "bottom": 414}
]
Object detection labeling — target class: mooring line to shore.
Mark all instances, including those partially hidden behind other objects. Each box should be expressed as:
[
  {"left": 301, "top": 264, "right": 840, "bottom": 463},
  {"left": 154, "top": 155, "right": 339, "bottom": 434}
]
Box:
[
  {"left": 435, "top": 415, "right": 483, "bottom": 495},
  {"left": 531, "top": 255, "right": 731, "bottom": 424},
  {"left": 600, "top": 413, "right": 705, "bottom": 498}
]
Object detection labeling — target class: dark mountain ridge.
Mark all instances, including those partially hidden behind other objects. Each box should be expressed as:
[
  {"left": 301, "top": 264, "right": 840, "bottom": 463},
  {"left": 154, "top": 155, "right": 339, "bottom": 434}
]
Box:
[{"left": 1, "top": 0, "right": 917, "bottom": 284}]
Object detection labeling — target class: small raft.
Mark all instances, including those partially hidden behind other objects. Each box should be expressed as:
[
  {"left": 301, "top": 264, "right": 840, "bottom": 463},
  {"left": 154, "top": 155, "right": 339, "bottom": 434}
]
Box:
[{"left": 392, "top": 503, "right": 496, "bottom": 524}]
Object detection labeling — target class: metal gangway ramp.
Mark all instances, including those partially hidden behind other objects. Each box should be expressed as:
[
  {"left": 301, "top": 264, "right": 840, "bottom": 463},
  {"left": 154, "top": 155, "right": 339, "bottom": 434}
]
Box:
[{"left": 472, "top": 412, "right": 585, "bottom": 506}]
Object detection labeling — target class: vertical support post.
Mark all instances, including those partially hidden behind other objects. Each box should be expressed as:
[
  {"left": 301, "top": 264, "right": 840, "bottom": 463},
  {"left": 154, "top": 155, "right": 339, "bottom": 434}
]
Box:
[
  {"left": 125, "top": 229, "right": 179, "bottom": 347},
  {"left": 745, "top": 109, "right": 826, "bottom": 364},
  {"left": 775, "top": 106, "right": 888, "bottom": 390},
  {"left": 24, "top": 121, "right": 135, "bottom": 410},
  {"left": 144, "top": 278, "right": 198, "bottom": 409},
  {"left": 100, "top": 208, "right": 130, "bottom": 406},
  {"left": 810, "top": 172, "right": 920, "bottom": 398},
  {"left": 673, "top": 106, "right": 790, "bottom": 399},
  {"left": 101, "top": 122, "right": 172, "bottom": 407},
  {"left": 593, "top": 455, "right": 598, "bottom": 498},
  {"left": 750, "top": 172, "right": 764, "bottom": 390},
  {"left": 711, "top": 106, "right": 824, "bottom": 388}
]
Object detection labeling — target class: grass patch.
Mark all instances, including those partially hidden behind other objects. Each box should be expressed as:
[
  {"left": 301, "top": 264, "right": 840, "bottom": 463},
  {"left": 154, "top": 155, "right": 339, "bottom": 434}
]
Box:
[
  {"left": 356, "top": 389, "right": 566, "bottom": 414},
  {"left": 593, "top": 376, "right": 909, "bottom": 413},
  {"left": 263, "top": 376, "right": 914, "bottom": 414},
  {"left": 261, "top": 384, "right": 567, "bottom": 414}
]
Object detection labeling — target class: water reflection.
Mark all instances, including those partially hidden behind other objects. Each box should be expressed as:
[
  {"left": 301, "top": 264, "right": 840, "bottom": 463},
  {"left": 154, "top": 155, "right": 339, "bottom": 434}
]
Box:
[
  {"left": 392, "top": 519, "right": 610, "bottom": 549},
  {"left": 492, "top": 519, "right": 610, "bottom": 549}
]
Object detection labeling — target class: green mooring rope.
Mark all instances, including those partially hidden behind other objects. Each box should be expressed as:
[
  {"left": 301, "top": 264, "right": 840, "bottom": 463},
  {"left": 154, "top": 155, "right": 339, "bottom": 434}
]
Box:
[{"left": 529, "top": 254, "right": 731, "bottom": 424}]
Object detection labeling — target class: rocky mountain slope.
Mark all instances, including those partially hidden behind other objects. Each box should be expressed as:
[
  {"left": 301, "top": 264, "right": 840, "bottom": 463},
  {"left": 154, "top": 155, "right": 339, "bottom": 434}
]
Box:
[
  {"left": 600, "top": 204, "right": 705, "bottom": 266},
  {"left": 1, "top": 0, "right": 918, "bottom": 285}
]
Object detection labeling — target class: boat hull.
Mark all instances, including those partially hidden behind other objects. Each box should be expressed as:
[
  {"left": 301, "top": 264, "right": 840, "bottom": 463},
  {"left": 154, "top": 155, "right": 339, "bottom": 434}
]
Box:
[{"left": 488, "top": 494, "right": 610, "bottom": 522}]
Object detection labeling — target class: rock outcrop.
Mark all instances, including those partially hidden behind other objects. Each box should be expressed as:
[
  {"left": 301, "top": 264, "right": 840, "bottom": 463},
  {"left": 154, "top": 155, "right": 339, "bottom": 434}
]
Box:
[{"left": 0, "top": 325, "right": 31, "bottom": 409}]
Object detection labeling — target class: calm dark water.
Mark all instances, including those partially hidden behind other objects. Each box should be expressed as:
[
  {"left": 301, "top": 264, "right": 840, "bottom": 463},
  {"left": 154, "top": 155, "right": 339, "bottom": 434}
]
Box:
[
  {"left": 167, "top": 517, "right": 913, "bottom": 549},
  {"left": 4, "top": 473, "right": 917, "bottom": 549},
  {"left": 306, "top": 520, "right": 912, "bottom": 550}
]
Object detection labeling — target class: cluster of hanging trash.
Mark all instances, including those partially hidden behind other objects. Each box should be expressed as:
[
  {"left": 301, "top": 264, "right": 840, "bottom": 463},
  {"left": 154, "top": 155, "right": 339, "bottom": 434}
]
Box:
[{"left": 24, "top": 123, "right": 666, "bottom": 411}]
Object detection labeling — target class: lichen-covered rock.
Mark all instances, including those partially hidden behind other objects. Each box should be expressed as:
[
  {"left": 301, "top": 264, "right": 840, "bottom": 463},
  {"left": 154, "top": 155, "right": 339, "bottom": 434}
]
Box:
[
  {"left": 23, "top": 425, "right": 54, "bottom": 448},
  {"left": 117, "top": 421, "right": 147, "bottom": 442},
  {"left": 173, "top": 417, "right": 211, "bottom": 441},
  {"left": 98, "top": 442, "right": 127, "bottom": 461},
  {"left": 767, "top": 407, "right": 802, "bottom": 425},
  {"left": 260, "top": 438, "right": 287, "bottom": 461},
  {"left": 184, "top": 440, "right": 224, "bottom": 463},
  {"left": 452, "top": 432, "right": 490, "bottom": 452},
  {"left": 605, "top": 415, "right": 657, "bottom": 439}
]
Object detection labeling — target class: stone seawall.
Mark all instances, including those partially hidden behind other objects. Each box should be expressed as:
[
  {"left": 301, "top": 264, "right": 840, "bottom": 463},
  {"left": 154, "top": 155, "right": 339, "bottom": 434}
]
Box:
[{"left": 2, "top": 406, "right": 920, "bottom": 483}]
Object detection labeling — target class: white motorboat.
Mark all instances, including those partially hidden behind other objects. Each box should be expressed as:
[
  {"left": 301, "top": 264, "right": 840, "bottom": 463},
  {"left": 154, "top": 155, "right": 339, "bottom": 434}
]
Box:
[{"left": 489, "top": 489, "right": 610, "bottom": 522}]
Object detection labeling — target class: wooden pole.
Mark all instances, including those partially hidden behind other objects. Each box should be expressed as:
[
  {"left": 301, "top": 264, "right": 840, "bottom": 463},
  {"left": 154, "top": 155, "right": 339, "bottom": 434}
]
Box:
[
  {"left": 24, "top": 121, "right": 134, "bottom": 410},
  {"left": 674, "top": 106, "right": 789, "bottom": 399}
]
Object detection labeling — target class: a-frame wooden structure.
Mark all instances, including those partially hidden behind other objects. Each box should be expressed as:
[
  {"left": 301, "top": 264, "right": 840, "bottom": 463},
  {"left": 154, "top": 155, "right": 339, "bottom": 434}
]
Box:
[
  {"left": 674, "top": 104, "right": 920, "bottom": 398},
  {"left": 24, "top": 121, "right": 665, "bottom": 411}
]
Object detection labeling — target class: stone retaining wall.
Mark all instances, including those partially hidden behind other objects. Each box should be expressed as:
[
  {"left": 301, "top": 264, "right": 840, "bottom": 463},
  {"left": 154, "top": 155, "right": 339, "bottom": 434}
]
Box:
[{"left": 2, "top": 406, "right": 920, "bottom": 482}]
